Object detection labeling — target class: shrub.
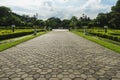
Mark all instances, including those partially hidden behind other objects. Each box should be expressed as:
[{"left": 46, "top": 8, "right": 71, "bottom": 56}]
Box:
[
  {"left": 0, "top": 29, "right": 45, "bottom": 41},
  {"left": 89, "top": 32, "right": 120, "bottom": 42}
]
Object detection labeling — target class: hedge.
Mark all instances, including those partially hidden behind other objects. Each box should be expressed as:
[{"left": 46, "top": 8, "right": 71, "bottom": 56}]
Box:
[
  {"left": 0, "top": 29, "right": 45, "bottom": 41},
  {"left": 89, "top": 32, "right": 120, "bottom": 42}
]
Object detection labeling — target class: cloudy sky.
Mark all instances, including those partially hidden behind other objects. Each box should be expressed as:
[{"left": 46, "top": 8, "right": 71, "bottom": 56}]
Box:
[{"left": 0, "top": 0, "right": 117, "bottom": 20}]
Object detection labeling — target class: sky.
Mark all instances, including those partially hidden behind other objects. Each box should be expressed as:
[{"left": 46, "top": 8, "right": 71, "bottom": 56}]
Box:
[{"left": 0, "top": 0, "right": 118, "bottom": 20}]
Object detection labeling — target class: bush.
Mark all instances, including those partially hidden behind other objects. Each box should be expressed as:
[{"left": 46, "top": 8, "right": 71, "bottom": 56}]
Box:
[
  {"left": 89, "top": 32, "right": 120, "bottom": 42},
  {"left": 0, "top": 29, "right": 45, "bottom": 41}
]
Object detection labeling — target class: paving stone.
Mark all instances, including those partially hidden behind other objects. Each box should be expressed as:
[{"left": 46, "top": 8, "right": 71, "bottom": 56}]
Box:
[
  {"left": 33, "top": 73, "right": 40, "bottom": 79},
  {"left": 17, "top": 72, "right": 26, "bottom": 75},
  {"left": 37, "top": 78, "right": 46, "bottom": 80},
  {"left": 15, "top": 69, "right": 21, "bottom": 73},
  {"left": 24, "top": 78, "right": 33, "bottom": 80},
  {"left": 62, "top": 78, "right": 71, "bottom": 80},
  {"left": 57, "top": 74, "right": 64, "bottom": 78},
  {"left": 68, "top": 69, "right": 74, "bottom": 73},
  {"left": 49, "top": 78, "right": 59, "bottom": 80},
  {"left": 0, "top": 78, "right": 9, "bottom": 80},
  {"left": 116, "top": 73, "right": 120, "bottom": 78},
  {"left": 80, "top": 74, "right": 87, "bottom": 79},
  {"left": 112, "top": 79, "right": 120, "bottom": 80},
  {"left": 21, "top": 73, "right": 28, "bottom": 78},
  {"left": 87, "top": 77, "right": 96, "bottom": 80},
  {"left": 40, "top": 72, "right": 47, "bottom": 75},
  {"left": 69, "top": 74, "right": 75, "bottom": 78},
  {"left": 73, "top": 78, "right": 84, "bottom": 80},
  {"left": 52, "top": 75, "right": 57, "bottom": 77},
  {"left": 0, "top": 74, "right": 5, "bottom": 77},
  {"left": 37, "top": 69, "right": 42, "bottom": 73},
  {"left": 89, "top": 69, "right": 95, "bottom": 73},
  {"left": 12, "top": 78, "right": 21, "bottom": 80},
  {"left": 47, "top": 69, "right": 52, "bottom": 72}
]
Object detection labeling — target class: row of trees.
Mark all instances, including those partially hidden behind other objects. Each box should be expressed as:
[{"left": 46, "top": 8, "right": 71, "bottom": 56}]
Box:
[
  {"left": 45, "top": 15, "right": 91, "bottom": 29},
  {"left": 0, "top": 6, "right": 91, "bottom": 29},
  {"left": 0, "top": 6, "right": 44, "bottom": 28},
  {"left": 0, "top": 0, "right": 120, "bottom": 29}
]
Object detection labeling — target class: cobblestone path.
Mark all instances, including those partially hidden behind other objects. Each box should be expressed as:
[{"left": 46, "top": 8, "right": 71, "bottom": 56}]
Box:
[{"left": 0, "top": 30, "right": 120, "bottom": 80}]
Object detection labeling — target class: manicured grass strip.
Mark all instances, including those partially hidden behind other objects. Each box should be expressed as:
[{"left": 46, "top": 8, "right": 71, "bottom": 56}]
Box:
[
  {"left": 0, "top": 31, "right": 48, "bottom": 52},
  {"left": 72, "top": 31, "right": 120, "bottom": 53}
]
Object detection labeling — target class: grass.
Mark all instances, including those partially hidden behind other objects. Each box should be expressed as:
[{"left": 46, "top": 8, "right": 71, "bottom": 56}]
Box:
[
  {"left": 0, "top": 31, "right": 48, "bottom": 52},
  {"left": 72, "top": 30, "right": 120, "bottom": 53}
]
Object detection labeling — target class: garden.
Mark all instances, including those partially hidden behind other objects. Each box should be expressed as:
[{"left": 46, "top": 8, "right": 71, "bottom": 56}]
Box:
[
  {"left": 77, "top": 28, "right": 120, "bottom": 42},
  {"left": 0, "top": 27, "right": 45, "bottom": 41}
]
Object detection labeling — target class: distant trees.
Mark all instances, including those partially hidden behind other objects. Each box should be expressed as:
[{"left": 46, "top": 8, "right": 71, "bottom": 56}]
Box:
[
  {"left": 0, "top": 6, "right": 11, "bottom": 17},
  {"left": 95, "top": 13, "right": 109, "bottom": 27},
  {"left": 0, "top": 6, "right": 92, "bottom": 29},
  {"left": 61, "top": 19, "right": 70, "bottom": 29},
  {"left": 0, "top": 6, "right": 43, "bottom": 28},
  {"left": 34, "top": 20, "right": 45, "bottom": 27},
  {"left": 68, "top": 14, "right": 91, "bottom": 29},
  {"left": 79, "top": 14, "right": 91, "bottom": 27},
  {"left": 45, "top": 17, "right": 61, "bottom": 29}
]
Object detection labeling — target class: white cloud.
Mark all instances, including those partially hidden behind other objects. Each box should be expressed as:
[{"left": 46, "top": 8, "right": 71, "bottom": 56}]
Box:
[{"left": 0, "top": 0, "right": 117, "bottom": 19}]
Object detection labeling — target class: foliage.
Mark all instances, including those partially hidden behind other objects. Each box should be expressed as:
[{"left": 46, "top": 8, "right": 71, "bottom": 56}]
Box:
[
  {"left": 45, "top": 17, "right": 62, "bottom": 29},
  {"left": 95, "top": 0, "right": 120, "bottom": 29},
  {"left": 0, "top": 29, "right": 45, "bottom": 40},
  {"left": 78, "top": 28, "right": 120, "bottom": 42},
  {"left": 89, "top": 32, "right": 120, "bottom": 42},
  {"left": 61, "top": 19, "right": 70, "bottom": 29}
]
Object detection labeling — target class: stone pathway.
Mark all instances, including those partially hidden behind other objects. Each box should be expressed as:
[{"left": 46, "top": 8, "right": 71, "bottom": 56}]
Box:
[{"left": 0, "top": 30, "right": 120, "bottom": 80}]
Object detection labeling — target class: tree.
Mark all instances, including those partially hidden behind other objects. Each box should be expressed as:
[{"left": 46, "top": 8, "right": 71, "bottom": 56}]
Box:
[
  {"left": 110, "top": 0, "right": 120, "bottom": 28},
  {"left": 45, "top": 17, "right": 61, "bottom": 29},
  {"left": 112, "top": 0, "right": 120, "bottom": 12},
  {"left": 6, "top": 14, "right": 22, "bottom": 26},
  {"left": 62, "top": 19, "right": 70, "bottom": 29},
  {"left": 70, "top": 16, "right": 78, "bottom": 29},
  {"left": 78, "top": 14, "right": 91, "bottom": 27},
  {"left": 34, "top": 20, "right": 44, "bottom": 27},
  {"left": 0, "top": 6, "right": 11, "bottom": 17},
  {"left": 0, "top": 6, "right": 23, "bottom": 26},
  {"left": 0, "top": 6, "right": 11, "bottom": 26},
  {"left": 95, "top": 0, "right": 120, "bottom": 29},
  {"left": 95, "top": 13, "right": 108, "bottom": 27}
]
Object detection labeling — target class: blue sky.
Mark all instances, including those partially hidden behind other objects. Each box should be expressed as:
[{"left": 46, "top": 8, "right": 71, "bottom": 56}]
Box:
[{"left": 0, "top": 0, "right": 118, "bottom": 20}]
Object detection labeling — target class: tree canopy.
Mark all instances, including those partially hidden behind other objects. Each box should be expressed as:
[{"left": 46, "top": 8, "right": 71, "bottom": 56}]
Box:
[{"left": 95, "top": 0, "right": 120, "bottom": 29}]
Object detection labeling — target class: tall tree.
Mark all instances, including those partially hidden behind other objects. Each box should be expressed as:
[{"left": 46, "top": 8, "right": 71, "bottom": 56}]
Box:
[
  {"left": 62, "top": 19, "right": 70, "bottom": 29},
  {"left": 70, "top": 16, "right": 78, "bottom": 28},
  {"left": 0, "top": 6, "right": 11, "bottom": 26},
  {"left": 96, "top": 13, "right": 108, "bottom": 27},
  {"left": 110, "top": 0, "right": 120, "bottom": 28}
]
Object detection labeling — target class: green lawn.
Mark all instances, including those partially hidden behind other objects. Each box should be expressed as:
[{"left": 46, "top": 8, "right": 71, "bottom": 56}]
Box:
[
  {"left": 0, "top": 31, "right": 48, "bottom": 52},
  {"left": 72, "top": 30, "right": 120, "bottom": 53}
]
